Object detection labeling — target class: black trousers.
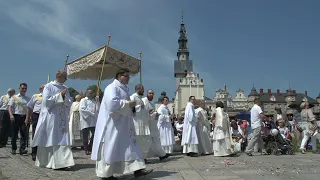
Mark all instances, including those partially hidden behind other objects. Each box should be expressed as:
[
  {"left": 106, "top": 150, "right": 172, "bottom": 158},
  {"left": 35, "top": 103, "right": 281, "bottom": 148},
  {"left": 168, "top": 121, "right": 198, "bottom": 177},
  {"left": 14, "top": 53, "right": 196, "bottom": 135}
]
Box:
[
  {"left": 0, "top": 110, "right": 10, "bottom": 146},
  {"left": 82, "top": 127, "right": 95, "bottom": 150},
  {"left": 31, "top": 113, "right": 39, "bottom": 155},
  {"left": 11, "top": 114, "right": 27, "bottom": 151}
]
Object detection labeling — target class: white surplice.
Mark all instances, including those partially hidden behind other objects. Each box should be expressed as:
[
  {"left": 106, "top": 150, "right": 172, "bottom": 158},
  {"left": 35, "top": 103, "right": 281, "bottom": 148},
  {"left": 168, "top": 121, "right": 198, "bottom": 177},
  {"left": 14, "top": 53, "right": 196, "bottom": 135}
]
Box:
[
  {"left": 31, "top": 81, "right": 74, "bottom": 169},
  {"left": 182, "top": 102, "right": 199, "bottom": 153},
  {"left": 195, "top": 107, "right": 212, "bottom": 155},
  {"left": 157, "top": 104, "right": 175, "bottom": 154},
  {"left": 91, "top": 79, "right": 145, "bottom": 178},
  {"left": 142, "top": 97, "right": 166, "bottom": 158},
  {"left": 79, "top": 97, "right": 99, "bottom": 130},
  {"left": 69, "top": 101, "right": 82, "bottom": 147},
  {"left": 212, "top": 107, "right": 233, "bottom": 157},
  {"left": 130, "top": 93, "right": 151, "bottom": 158}
]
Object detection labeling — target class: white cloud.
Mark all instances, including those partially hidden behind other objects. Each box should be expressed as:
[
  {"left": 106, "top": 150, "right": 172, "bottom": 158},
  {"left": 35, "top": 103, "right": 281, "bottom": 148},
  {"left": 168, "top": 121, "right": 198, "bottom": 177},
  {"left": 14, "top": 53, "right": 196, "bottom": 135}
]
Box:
[
  {"left": 2, "top": 0, "right": 96, "bottom": 52},
  {"left": 142, "top": 37, "right": 175, "bottom": 66}
]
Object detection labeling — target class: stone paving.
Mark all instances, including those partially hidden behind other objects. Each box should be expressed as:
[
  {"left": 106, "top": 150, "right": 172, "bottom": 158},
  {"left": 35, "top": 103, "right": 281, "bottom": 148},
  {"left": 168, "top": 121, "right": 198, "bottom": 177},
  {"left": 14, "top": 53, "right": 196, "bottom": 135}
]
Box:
[{"left": 1, "top": 142, "right": 320, "bottom": 180}]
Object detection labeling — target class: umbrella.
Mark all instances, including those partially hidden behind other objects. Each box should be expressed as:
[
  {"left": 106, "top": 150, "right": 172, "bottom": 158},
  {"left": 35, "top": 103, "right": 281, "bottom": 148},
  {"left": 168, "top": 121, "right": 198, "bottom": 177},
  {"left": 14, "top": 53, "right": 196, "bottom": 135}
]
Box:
[
  {"left": 235, "top": 112, "right": 250, "bottom": 122},
  {"left": 66, "top": 44, "right": 140, "bottom": 80}
]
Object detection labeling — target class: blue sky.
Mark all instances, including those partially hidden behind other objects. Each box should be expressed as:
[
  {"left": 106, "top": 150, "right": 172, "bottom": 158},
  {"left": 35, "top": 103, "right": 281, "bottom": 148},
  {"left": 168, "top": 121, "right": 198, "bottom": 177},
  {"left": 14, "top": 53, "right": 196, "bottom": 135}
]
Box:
[{"left": 0, "top": 0, "right": 319, "bottom": 100}]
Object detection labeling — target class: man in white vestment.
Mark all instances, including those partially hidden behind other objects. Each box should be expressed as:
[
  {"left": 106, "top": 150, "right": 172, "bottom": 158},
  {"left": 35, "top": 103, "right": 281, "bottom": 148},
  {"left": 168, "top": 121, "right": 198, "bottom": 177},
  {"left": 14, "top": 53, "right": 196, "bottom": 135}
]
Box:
[
  {"left": 79, "top": 89, "right": 99, "bottom": 155},
  {"left": 212, "top": 101, "right": 234, "bottom": 157},
  {"left": 195, "top": 100, "right": 212, "bottom": 155},
  {"left": 130, "top": 84, "right": 152, "bottom": 160},
  {"left": 69, "top": 95, "right": 83, "bottom": 149},
  {"left": 91, "top": 69, "right": 152, "bottom": 180},
  {"left": 27, "top": 84, "right": 45, "bottom": 161},
  {"left": 31, "top": 70, "right": 75, "bottom": 170},
  {"left": 181, "top": 96, "right": 199, "bottom": 157},
  {"left": 142, "top": 90, "right": 169, "bottom": 160},
  {"left": 157, "top": 96, "right": 175, "bottom": 154}
]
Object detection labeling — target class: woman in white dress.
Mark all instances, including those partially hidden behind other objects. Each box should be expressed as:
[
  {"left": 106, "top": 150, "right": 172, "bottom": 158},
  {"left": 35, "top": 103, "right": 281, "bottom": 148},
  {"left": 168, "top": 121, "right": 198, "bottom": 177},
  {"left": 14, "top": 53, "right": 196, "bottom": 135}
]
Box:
[{"left": 212, "top": 101, "right": 235, "bottom": 157}]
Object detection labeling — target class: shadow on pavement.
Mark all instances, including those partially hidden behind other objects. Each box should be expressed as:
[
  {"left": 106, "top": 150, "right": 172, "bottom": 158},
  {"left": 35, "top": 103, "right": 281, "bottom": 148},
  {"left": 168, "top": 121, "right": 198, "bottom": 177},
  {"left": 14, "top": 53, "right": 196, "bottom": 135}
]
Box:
[
  {"left": 72, "top": 163, "right": 95, "bottom": 171},
  {"left": 117, "top": 171, "right": 178, "bottom": 180},
  {"left": 146, "top": 156, "right": 182, "bottom": 164},
  {"left": 140, "top": 171, "right": 178, "bottom": 179}
]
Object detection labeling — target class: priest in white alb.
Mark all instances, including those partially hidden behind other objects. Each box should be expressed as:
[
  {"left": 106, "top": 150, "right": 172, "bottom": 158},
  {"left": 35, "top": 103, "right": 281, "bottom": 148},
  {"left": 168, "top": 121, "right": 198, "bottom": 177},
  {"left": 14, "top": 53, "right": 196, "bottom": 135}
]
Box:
[
  {"left": 181, "top": 96, "right": 199, "bottom": 157},
  {"left": 157, "top": 96, "right": 175, "bottom": 154},
  {"left": 195, "top": 100, "right": 212, "bottom": 155},
  {"left": 79, "top": 89, "right": 99, "bottom": 155},
  {"left": 130, "top": 84, "right": 152, "bottom": 160},
  {"left": 91, "top": 69, "right": 152, "bottom": 180},
  {"left": 212, "top": 101, "right": 234, "bottom": 157},
  {"left": 142, "top": 90, "right": 169, "bottom": 160},
  {"left": 69, "top": 95, "right": 83, "bottom": 149},
  {"left": 31, "top": 70, "right": 75, "bottom": 170}
]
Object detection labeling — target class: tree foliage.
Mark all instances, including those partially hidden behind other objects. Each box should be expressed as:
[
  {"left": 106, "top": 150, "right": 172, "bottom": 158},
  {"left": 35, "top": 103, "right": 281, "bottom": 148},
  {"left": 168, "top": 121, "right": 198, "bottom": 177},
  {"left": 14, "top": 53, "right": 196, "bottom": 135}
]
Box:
[
  {"left": 87, "top": 85, "right": 104, "bottom": 101},
  {"left": 68, "top": 87, "right": 79, "bottom": 101}
]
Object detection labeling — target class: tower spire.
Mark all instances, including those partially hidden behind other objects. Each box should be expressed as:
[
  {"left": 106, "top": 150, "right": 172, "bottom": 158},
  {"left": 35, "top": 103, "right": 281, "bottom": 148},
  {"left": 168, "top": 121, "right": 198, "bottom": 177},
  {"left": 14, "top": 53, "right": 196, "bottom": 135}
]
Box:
[{"left": 181, "top": 10, "right": 184, "bottom": 23}]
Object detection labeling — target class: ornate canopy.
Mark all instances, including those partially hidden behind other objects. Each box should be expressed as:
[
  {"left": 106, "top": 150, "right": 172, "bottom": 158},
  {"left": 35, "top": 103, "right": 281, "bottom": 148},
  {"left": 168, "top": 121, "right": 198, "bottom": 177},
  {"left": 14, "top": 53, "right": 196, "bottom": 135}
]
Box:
[{"left": 67, "top": 46, "right": 140, "bottom": 80}]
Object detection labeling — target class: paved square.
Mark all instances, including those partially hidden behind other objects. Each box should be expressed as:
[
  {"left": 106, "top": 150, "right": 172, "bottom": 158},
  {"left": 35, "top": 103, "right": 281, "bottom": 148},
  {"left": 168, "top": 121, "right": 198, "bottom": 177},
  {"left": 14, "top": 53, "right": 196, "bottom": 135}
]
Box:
[{"left": 1, "top": 144, "right": 320, "bottom": 180}]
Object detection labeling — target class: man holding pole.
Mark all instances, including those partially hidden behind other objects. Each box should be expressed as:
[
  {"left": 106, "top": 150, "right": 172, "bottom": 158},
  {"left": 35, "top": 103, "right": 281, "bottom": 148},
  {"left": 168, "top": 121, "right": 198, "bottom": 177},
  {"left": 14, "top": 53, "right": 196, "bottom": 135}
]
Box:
[
  {"left": 27, "top": 84, "right": 45, "bottom": 161},
  {"left": 130, "top": 84, "right": 152, "bottom": 160}
]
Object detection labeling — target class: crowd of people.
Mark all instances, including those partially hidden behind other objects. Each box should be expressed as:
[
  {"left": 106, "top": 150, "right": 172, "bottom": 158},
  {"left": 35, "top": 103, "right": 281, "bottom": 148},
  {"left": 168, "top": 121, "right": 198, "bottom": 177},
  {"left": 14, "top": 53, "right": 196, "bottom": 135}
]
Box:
[{"left": 0, "top": 68, "right": 319, "bottom": 180}]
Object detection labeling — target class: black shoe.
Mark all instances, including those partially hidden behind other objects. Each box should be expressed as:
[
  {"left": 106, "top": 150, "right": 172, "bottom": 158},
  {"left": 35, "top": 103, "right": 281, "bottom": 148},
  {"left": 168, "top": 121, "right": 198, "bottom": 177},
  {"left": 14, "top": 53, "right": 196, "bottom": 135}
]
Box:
[
  {"left": 159, "top": 154, "right": 170, "bottom": 161},
  {"left": 19, "top": 149, "right": 28, "bottom": 155},
  {"left": 32, "top": 154, "right": 36, "bottom": 161},
  {"left": 55, "top": 167, "right": 72, "bottom": 171},
  {"left": 11, "top": 150, "right": 16, "bottom": 155},
  {"left": 187, "top": 153, "right": 198, "bottom": 157},
  {"left": 245, "top": 152, "right": 253, "bottom": 156},
  {"left": 134, "top": 169, "right": 153, "bottom": 178},
  {"left": 101, "top": 176, "right": 118, "bottom": 180},
  {"left": 85, "top": 150, "right": 91, "bottom": 155}
]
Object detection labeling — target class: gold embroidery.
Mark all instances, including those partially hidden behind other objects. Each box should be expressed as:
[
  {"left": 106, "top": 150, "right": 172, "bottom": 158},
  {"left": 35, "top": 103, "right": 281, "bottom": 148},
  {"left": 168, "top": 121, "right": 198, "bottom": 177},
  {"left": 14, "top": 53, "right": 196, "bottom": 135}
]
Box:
[
  {"left": 129, "top": 125, "right": 137, "bottom": 146},
  {"left": 58, "top": 104, "right": 67, "bottom": 134}
]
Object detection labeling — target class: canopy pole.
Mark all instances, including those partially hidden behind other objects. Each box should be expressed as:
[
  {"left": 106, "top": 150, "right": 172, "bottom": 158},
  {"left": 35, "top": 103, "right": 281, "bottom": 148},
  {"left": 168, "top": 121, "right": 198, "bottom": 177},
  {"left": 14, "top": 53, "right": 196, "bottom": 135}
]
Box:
[
  {"left": 97, "top": 34, "right": 111, "bottom": 97},
  {"left": 47, "top": 75, "right": 50, "bottom": 83},
  {"left": 139, "top": 52, "right": 142, "bottom": 84},
  {"left": 64, "top": 54, "right": 69, "bottom": 72}
]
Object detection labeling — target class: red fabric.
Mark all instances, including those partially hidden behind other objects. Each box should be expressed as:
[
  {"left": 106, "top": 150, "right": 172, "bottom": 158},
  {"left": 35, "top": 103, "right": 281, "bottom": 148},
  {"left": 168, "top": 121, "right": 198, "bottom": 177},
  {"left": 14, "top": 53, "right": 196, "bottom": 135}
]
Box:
[{"left": 241, "top": 121, "right": 248, "bottom": 129}]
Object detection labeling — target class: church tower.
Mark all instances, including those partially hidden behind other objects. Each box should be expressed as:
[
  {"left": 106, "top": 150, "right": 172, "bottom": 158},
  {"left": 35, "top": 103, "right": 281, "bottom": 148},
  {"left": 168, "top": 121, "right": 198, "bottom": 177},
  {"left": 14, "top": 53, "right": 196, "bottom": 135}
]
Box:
[
  {"left": 174, "top": 11, "right": 193, "bottom": 79},
  {"left": 173, "top": 11, "right": 204, "bottom": 115}
]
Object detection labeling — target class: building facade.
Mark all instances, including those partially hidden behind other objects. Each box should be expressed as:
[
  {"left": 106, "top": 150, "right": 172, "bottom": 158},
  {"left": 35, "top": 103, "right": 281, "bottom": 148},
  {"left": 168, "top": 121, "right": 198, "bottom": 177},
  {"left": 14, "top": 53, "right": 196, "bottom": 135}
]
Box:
[{"left": 247, "top": 88, "right": 319, "bottom": 116}]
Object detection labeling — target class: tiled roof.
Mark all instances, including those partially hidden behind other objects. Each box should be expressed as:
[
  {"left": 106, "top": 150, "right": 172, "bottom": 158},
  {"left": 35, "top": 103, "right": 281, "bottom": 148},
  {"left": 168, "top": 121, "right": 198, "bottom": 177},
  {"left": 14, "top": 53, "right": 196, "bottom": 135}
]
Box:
[{"left": 259, "top": 93, "right": 317, "bottom": 104}]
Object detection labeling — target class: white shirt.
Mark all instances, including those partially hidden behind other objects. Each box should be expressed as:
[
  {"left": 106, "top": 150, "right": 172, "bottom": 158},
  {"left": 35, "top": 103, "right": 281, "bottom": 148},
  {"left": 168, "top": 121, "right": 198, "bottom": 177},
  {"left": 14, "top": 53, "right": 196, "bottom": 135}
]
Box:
[
  {"left": 0, "top": 94, "right": 10, "bottom": 110},
  {"left": 27, "top": 93, "right": 42, "bottom": 113},
  {"left": 8, "top": 93, "right": 31, "bottom": 115},
  {"left": 250, "top": 104, "right": 263, "bottom": 129}
]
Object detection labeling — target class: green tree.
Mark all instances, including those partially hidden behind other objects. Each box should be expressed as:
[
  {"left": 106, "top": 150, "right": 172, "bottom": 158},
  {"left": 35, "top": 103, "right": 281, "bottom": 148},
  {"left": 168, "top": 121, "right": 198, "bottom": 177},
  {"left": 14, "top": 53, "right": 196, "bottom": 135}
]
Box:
[
  {"left": 68, "top": 87, "right": 79, "bottom": 101},
  {"left": 87, "top": 85, "right": 104, "bottom": 101}
]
